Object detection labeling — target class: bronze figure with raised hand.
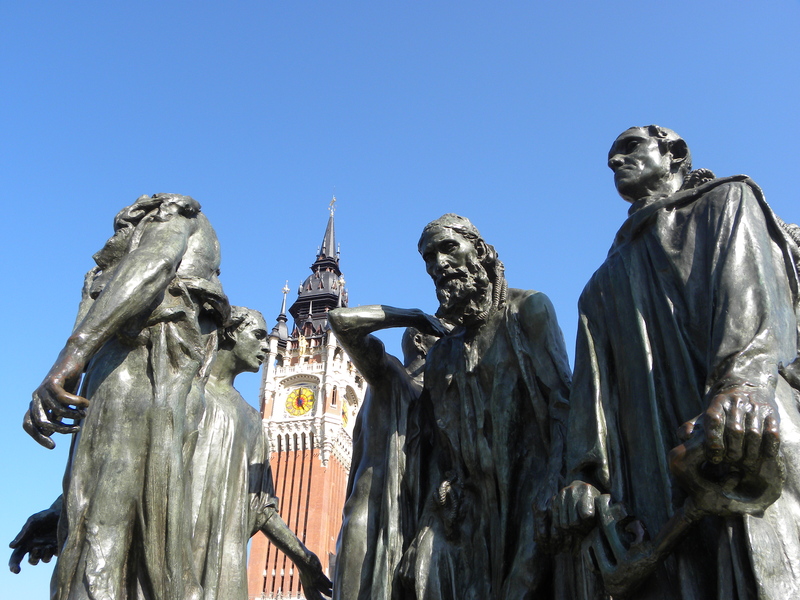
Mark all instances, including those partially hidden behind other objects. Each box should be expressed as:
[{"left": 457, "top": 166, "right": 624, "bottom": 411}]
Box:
[
  {"left": 554, "top": 126, "right": 800, "bottom": 599},
  {"left": 328, "top": 306, "right": 446, "bottom": 600},
  {"left": 21, "top": 193, "right": 229, "bottom": 600}
]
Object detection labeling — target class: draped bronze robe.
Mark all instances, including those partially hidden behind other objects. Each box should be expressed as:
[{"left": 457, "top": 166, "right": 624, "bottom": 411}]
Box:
[{"left": 568, "top": 177, "right": 800, "bottom": 600}]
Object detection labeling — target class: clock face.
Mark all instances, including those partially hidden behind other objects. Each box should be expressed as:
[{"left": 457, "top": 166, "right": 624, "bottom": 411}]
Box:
[{"left": 286, "top": 387, "right": 315, "bottom": 416}]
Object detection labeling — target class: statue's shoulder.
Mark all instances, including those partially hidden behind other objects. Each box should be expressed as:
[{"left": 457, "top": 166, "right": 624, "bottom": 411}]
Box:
[
  {"left": 191, "top": 211, "right": 220, "bottom": 243},
  {"left": 509, "top": 288, "right": 556, "bottom": 323},
  {"left": 509, "top": 287, "right": 549, "bottom": 307},
  {"left": 688, "top": 175, "right": 761, "bottom": 210}
]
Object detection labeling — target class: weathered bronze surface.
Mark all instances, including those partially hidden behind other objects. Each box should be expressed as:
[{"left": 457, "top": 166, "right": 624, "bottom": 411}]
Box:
[
  {"left": 328, "top": 306, "right": 444, "bottom": 600},
  {"left": 26, "top": 193, "right": 226, "bottom": 600},
  {"left": 12, "top": 196, "right": 330, "bottom": 600},
  {"left": 189, "top": 306, "right": 331, "bottom": 600},
  {"left": 554, "top": 126, "right": 800, "bottom": 599},
  {"left": 331, "top": 215, "right": 573, "bottom": 599}
]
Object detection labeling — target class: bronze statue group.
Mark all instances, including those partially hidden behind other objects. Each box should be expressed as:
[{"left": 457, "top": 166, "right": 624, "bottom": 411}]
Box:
[{"left": 11, "top": 126, "right": 800, "bottom": 600}]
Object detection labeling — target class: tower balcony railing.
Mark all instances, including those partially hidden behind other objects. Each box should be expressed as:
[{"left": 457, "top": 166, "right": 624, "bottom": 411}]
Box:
[{"left": 274, "top": 362, "right": 327, "bottom": 377}]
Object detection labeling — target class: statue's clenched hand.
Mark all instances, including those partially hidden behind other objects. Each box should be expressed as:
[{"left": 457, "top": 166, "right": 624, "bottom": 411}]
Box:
[
  {"left": 550, "top": 480, "right": 602, "bottom": 552},
  {"left": 700, "top": 386, "right": 780, "bottom": 469}
]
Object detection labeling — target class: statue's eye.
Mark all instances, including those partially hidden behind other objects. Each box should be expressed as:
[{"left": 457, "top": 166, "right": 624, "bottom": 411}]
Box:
[
  {"left": 626, "top": 139, "right": 640, "bottom": 153},
  {"left": 440, "top": 241, "right": 458, "bottom": 253}
]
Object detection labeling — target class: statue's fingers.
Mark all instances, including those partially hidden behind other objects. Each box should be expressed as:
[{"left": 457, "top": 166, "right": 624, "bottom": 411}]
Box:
[
  {"left": 45, "top": 418, "right": 81, "bottom": 435},
  {"left": 29, "top": 400, "right": 55, "bottom": 434},
  {"left": 8, "top": 546, "right": 26, "bottom": 574},
  {"left": 41, "top": 386, "right": 89, "bottom": 415},
  {"left": 23, "top": 409, "right": 55, "bottom": 450},
  {"left": 703, "top": 396, "right": 729, "bottom": 464},
  {"left": 577, "top": 487, "right": 597, "bottom": 523},
  {"left": 299, "top": 574, "right": 324, "bottom": 600},
  {"left": 42, "top": 399, "right": 86, "bottom": 422},
  {"left": 28, "top": 547, "right": 42, "bottom": 565},
  {"left": 762, "top": 411, "right": 780, "bottom": 459},
  {"left": 9, "top": 520, "right": 32, "bottom": 549},
  {"left": 318, "top": 573, "right": 333, "bottom": 596},
  {"left": 676, "top": 416, "right": 699, "bottom": 442},
  {"left": 40, "top": 551, "right": 54, "bottom": 564},
  {"left": 32, "top": 396, "right": 82, "bottom": 434},
  {"left": 742, "top": 408, "right": 764, "bottom": 468},
  {"left": 724, "top": 397, "right": 746, "bottom": 462}
]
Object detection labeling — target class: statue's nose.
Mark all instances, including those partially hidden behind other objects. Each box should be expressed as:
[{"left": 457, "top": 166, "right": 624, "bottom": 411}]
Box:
[{"left": 435, "top": 254, "right": 452, "bottom": 273}]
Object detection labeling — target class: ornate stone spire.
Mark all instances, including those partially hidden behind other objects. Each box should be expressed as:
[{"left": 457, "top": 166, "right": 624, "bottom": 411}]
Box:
[{"left": 288, "top": 200, "right": 348, "bottom": 332}]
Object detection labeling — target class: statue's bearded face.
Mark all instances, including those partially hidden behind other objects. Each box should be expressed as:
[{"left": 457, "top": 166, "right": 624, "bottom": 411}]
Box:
[
  {"left": 608, "top": 128, "right": 672, "bottom": 203},
  {"left": 419, "top": 227, "right": 492, "bottom": 325}
]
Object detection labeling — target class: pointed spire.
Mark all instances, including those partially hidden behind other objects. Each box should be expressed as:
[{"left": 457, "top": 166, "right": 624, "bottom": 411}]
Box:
[
  {"left": 288, "top": 199, "right": 347, "bottom": 332},
  {"left": 280, "top": 281, "right": 289, "bottom": 315},
  {"left": 271, "top": 281, "right": 290, "bottom": 344},
  {"left": 319, "top": 196, "right": 337, "bottom": 260}
]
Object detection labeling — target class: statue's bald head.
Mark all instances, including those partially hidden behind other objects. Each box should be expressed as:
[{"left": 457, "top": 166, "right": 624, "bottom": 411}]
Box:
[
  {"left": 418, "top": 214, "right": 482, "bottom": 249},
  {"left": 607, "top": 125, "right": 692, "bottom": 202}
]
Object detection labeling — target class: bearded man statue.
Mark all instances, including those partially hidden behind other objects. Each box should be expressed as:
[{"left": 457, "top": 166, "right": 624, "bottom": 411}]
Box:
[{"left": 396, "top": 214, "right": 574, "bottom": 600}]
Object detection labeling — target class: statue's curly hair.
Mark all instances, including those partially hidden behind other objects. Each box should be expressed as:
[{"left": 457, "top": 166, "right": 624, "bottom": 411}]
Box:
[{"left": 219, "top": 306, "right": 265, "bottom": 348}]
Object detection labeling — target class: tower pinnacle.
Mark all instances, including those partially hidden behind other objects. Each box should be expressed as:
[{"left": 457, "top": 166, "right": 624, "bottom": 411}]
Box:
[{"left": 287, "top": 202, "right": 348, "bottom": 332}]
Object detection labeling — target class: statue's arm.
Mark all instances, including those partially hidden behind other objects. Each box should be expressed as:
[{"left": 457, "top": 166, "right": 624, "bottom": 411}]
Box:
[
  {"left": 248, "top": 431, "right": 330, "bottom": 598},
  {"left": 329, "top": 305, "right": 446, "bottom": 383},
  {"left": 256, "top": 512, "right": 332, "bottom": 600},
  {"left": 518, "top": 292, "right": 572, "bottom": 401},
  {"left": 518, "top": 293, "right": 572, "bottom": 459},
  {"left": 697, "top": 182, "right": 791, "bottom": 468},
  {"left": 25, "top": 214, "right": 196, "bottom": 448},
  {"left": 518, "top": 293, "right": 588, "bottom": 546}
]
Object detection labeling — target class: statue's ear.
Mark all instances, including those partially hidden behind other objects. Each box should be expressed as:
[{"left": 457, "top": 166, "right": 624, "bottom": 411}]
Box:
[
  {"left": 669, "top": 139, "right": 689, "bottom": 172},
  {"left": 413, "top": 332, "right": 425, "bottom": 352},
  {"left": 474, "top": 239, "right": 488, "bottom": 259}
]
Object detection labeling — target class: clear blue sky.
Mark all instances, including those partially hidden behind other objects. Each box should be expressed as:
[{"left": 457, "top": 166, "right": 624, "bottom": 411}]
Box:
[{"left": 2, "top": 2, "right": 799, "bottom": 596}]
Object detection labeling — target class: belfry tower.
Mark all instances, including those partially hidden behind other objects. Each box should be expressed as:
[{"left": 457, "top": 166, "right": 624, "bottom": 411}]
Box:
[{"left": 247, "top": 199, "right": 366, "bottom": 599}]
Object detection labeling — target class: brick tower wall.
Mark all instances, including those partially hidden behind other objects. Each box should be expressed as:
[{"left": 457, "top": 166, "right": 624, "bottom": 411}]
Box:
[{"left": 246, "top": 433, "right": 348, "bottom": 599}]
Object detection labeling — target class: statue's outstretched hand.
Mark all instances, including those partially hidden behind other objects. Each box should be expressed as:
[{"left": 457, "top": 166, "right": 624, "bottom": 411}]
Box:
[
  {"left": 297, "top": 552, "right": 333, "bottom": 600},
  {"left": 25, "top": 353, "right": 87, "bottom": 449},
  {"left": 416, "top": 310, "right": 451, "bottom": 338},
  {"left": 9, "top": 500, "right": 61, "bottom": 573}
]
